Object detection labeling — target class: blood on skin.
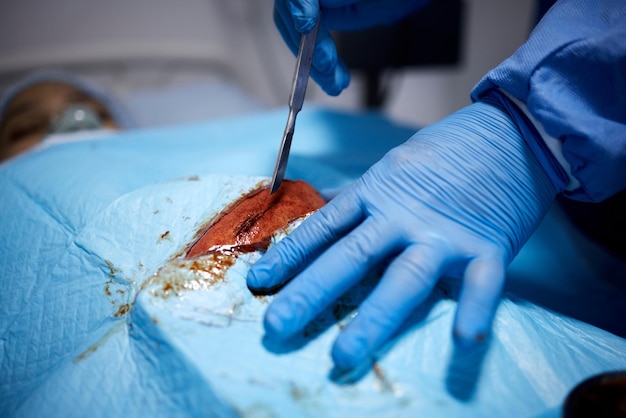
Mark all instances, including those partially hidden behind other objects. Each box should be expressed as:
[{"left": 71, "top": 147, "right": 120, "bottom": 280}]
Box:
[{"left": 186, "top": 180, "right": 326, "bottom": 258}]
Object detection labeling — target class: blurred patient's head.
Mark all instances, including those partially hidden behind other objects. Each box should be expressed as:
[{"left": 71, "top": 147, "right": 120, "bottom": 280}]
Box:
[{"left": 0, "top": 70, "right": 132, "bottom": 161}]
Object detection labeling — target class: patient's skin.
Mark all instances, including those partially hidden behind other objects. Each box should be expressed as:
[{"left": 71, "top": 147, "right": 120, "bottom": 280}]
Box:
[
  {"left": 186, "top": 180, "right": 326, "bottom": 258},
  {"left": 0, "top": 82, "right": 119, "bottom": 161}
]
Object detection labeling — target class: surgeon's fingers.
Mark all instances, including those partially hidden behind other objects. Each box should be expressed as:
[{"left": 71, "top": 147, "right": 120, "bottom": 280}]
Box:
[
  {"left": 288, "top": 0, "right": 321, "bottom": 32},
  {"left": 275, "top": 3, "right": 349, "bottom": 95},
  {"left": 310, "top": 58, "right": 350, "bottom": 96},
  {"left": 312, "top": 25, "right": 339, "bottom": 74},
  {"left": 331, "top": 244, "right": 445, "bottom": 370},
  {"left": 274, "top": 0, "right": 321, "bottom": 49},
  {"left": 262, "top": 217, "right": 401, "bottom": 340},
  {"left": 453, "top": 256, "right": 506, "bottom": 349},
  {"left": 308, "top": 25, "right": 350, "bottom": 95},
  {"left": 247, "top": 189, "right": 364, "bottom": 292}
]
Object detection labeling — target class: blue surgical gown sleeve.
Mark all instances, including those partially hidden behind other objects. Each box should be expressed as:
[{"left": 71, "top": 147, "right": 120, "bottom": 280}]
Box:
[{"left": 471, "top": 0, "right": 626, "bottom": 202}]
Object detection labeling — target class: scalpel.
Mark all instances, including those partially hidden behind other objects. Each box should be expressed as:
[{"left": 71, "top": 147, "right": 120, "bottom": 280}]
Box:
[{"left": 269, "top": 19, "right": 320, "bottom": 194}]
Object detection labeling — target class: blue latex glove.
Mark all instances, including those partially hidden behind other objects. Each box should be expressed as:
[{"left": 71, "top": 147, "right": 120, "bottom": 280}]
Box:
[
  {"left": 274, "top": 0, "right": 430, "bottom": 95},
  {"left": 247, "top": 102, "right": 558, "bottom": 370}
]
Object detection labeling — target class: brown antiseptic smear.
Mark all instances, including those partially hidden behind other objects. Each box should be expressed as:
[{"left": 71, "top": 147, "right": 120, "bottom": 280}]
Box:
[{"left": 185, "top": 180, "right": 326, "bottom": 258}]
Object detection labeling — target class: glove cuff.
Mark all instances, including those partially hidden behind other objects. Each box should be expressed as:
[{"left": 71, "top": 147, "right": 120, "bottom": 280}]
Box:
[{"left": 477, "top": 89, "right": 570, "bottom": 194}]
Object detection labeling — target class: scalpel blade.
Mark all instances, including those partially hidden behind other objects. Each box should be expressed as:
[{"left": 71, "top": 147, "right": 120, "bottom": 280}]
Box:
[{"left": 269, "top": 19, "right": 320, "bottom": 194}]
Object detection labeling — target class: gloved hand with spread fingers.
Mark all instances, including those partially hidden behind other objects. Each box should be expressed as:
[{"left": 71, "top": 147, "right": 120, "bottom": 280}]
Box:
[
  {"left": 273, "top": 0, "right": 429, "bottom": 95},
  {"left": 247, "top": 102, "right": 558, "bottom": 370}
]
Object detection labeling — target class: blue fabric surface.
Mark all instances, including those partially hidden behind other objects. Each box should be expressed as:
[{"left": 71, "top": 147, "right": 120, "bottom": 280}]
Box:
[{"left": 1, "top": 107, "right": 625, "bottom": 417}]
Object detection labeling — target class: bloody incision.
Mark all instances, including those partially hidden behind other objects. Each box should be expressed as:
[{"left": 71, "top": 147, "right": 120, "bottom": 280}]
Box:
[{"left": 185, "top": 180, "right": 326, "bottom": 258}]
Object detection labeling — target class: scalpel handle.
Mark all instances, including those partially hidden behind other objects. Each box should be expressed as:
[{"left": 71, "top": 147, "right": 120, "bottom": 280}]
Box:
[
  {"left": 269, "top": 19, "right": 320, "bottom": 194},
  {"left": 288, "top": 19, "right": 319, "bottom": 112}
]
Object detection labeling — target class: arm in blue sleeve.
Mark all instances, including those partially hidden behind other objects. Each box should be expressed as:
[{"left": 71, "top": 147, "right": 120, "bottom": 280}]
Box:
[{"left": 471, "top": 0, "right": 626, "bottom": 202}]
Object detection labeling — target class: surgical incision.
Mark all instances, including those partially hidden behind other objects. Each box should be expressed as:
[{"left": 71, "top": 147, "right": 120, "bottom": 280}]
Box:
[{"left": 185, "top": 180, "right": 326, "bottom": 258}]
